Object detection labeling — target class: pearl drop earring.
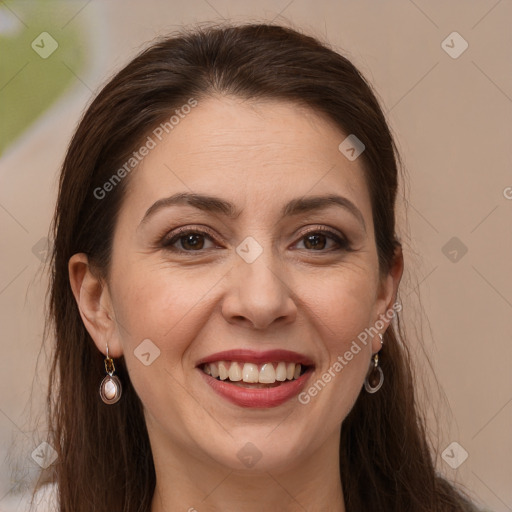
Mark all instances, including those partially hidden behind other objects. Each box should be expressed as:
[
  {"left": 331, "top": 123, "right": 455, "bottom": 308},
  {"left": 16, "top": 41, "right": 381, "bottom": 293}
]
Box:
[{"left": 99, "top": 344, "right": 122, "bottom": 404}]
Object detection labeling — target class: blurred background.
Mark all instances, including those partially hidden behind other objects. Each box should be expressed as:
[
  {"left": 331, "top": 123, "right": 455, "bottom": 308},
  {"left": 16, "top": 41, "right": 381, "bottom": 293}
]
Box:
[{"left": 0, "top": 1, "right": 511, "bottom": 510}]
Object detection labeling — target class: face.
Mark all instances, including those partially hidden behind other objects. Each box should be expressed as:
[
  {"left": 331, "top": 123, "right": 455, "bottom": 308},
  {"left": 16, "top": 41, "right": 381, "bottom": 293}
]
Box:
[{"left": 71, "top": 95, "right": 402, "bottom": 473}]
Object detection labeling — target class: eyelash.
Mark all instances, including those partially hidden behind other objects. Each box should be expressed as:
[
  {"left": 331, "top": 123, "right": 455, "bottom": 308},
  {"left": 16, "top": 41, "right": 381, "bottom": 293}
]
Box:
[{"left": 160, "top": 225, "right": 352, "bottom": 254}]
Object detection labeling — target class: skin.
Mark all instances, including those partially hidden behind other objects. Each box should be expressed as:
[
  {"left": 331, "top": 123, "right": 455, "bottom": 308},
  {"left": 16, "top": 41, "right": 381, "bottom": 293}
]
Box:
[{"left": 69, "top": 96, "right": 403, "bottom": 512}]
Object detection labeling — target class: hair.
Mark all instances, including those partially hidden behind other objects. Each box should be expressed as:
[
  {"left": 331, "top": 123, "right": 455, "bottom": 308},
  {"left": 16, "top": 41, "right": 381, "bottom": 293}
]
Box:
[{"left": 36, "top": 22, "right": 480, "bottom": 511}]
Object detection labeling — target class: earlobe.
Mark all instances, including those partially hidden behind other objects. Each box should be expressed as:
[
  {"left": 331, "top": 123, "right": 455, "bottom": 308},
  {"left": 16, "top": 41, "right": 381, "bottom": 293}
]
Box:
[{"left": 68, "top": 253, "right": 123, "bottom": 358}]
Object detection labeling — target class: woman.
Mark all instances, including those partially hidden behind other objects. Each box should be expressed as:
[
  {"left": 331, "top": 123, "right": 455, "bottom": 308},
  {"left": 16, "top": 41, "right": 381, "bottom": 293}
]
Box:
[{"left": 34, "top": 22, "right": 483, "bottom": 511}]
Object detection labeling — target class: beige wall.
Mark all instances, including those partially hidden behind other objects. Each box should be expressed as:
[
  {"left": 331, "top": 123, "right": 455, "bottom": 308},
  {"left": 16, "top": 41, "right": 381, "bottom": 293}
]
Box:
[{"left": 1, "top": 1, "right": 511, "bottom": 510}]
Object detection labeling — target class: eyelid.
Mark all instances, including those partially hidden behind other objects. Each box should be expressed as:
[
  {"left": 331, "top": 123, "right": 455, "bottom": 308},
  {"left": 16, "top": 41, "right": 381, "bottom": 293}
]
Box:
[
  {"left": 298, "top": 224, "right": 346, "bottom": 240},
  {"left": 164, "top": 224, "right": 218, "bottom": 240}
]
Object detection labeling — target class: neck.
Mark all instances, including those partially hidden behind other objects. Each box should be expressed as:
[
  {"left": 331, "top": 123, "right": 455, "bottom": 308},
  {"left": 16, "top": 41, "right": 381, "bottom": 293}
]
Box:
[{"left": 149, "top": 427, "right": 346, "bottom": 512}]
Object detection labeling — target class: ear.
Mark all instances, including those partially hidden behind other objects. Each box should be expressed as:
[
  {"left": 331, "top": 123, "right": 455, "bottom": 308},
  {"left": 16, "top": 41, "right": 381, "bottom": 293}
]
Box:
[
  {"left": 68, "top": 253, "right": 123, "bottom": 358},
  {"left": 371, "top": 244, "right": 404, "bottom": 354}
]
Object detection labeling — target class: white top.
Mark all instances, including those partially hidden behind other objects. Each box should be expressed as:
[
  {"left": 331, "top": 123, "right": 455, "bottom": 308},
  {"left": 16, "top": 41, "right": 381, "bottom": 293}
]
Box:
[{"left": 2, "top": 483, "right": 58, "bottom": 512}]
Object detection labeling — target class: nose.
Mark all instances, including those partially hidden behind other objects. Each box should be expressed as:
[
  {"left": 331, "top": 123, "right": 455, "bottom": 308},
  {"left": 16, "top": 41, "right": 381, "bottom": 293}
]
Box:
[{"left": 221, "top": 250, "right": 297, "bottom": 330}]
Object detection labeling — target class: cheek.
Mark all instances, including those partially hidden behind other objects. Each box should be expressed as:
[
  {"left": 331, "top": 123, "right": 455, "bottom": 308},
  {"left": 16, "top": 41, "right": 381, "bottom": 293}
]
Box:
[
  {"left": 108, "top": 262, "right": 223, "bottom": 416},
  {"left": 294, "top": 270, "right": 375, "bottom": 421},
  {"left": 298, "top": 265, "right": 376, "bottom": 345},
  {"left": 109, "top": 265, "right": 213, "bottom": 443},
  {"left": 111, "top": 263, "right": 213, "bottom": 354}
]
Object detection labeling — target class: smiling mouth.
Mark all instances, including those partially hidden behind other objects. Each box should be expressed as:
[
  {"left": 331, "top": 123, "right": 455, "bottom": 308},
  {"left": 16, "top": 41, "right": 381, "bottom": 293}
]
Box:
[{"left": 200, "top": 361, "right": 311, "bottom": 388}]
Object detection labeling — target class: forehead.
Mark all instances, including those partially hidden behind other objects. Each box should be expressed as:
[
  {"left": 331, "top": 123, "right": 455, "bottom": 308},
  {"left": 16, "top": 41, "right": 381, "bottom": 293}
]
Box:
[{"left": 122, "top": 96, "right": 373, "bottom": 224}]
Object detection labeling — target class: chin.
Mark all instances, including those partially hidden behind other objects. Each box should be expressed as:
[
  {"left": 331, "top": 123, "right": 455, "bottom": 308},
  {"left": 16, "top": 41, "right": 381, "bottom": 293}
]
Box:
[{"left": 199, "top": 429, "right": 309, "bottom": 473}]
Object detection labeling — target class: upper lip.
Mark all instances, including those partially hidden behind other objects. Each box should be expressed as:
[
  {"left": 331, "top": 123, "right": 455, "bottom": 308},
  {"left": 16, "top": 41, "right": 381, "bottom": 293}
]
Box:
[{"left": 196, "top": 349, "right": 315, "bottom": 367}]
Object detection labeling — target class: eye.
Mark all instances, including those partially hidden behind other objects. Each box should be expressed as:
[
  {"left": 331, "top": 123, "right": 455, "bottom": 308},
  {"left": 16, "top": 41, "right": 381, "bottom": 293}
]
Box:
[
  {"left": 160, "top": 225, "right": 352, "bottom": 254},
  {"left": 161, "top": 227, "right": 219, "bottom": 252},
  {"left": 295, "top": 227, "right": 351, "bottom": 252}
]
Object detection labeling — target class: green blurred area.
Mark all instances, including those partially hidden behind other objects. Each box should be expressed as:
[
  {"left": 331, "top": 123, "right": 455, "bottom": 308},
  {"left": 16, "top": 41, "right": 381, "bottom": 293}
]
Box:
[{"left": 0, "top": 0, "right": 87, "bottom": 155}]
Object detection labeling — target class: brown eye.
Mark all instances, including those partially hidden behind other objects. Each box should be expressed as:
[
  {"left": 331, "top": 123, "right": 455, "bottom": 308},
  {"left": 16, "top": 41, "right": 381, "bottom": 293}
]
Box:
[
  {"left": 178, "top": 233, "right": 206, "bottom": 250},
  {"left": 303, "top": 233, "right": 328, "bottom": 250},
  {"left": 162, "top": 229, "right": 217, "bottom": 252},
  {"left": 296, "top": 228, "right": 351, "bottom": 252}
]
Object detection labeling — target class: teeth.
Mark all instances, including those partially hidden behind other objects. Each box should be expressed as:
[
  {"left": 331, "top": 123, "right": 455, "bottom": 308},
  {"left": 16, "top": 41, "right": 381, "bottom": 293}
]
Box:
[
  {"left": 218, "top": 361, "right": 229, "bottom": 380},
  {"left": 228, "top": 362, "right": 242, "bottom": 381},
  {"left": 203, "top": 361, "right": 306, "bottom": 384},
  {"left": 210, "top": 363, "right": 219, "bottom": 378},
  {"left": 275, "top": 362, "right": 287, "bottom": 381},
  {"left": 242, "top": 363, "right": 259, "bottom": 383},
  {"left": 258, "top": 363, "right": 276, "bottom": 383}
]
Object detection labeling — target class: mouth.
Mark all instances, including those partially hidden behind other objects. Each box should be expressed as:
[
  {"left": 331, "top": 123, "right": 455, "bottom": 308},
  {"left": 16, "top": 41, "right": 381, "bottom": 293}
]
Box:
[
  {"left": 200, "top": 361, "right": 311, "bottom": 388},
  {"left": 195, "top": 349, "right": 315, "bottom": 408}
]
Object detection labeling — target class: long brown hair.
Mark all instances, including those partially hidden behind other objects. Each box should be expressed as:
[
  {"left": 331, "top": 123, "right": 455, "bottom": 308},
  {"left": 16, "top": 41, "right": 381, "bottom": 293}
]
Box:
[{"left": 37, "top": 22, "right": 479, "bottom": 511}]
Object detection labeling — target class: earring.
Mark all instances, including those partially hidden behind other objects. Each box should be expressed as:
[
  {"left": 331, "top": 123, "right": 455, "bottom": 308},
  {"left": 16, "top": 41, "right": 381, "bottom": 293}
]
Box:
[
  {"left": 364, "top": 333, "right": 384, "bottom": 393},
  {"left": 99, "top": 344, "right": 122, "bottom": 404}
]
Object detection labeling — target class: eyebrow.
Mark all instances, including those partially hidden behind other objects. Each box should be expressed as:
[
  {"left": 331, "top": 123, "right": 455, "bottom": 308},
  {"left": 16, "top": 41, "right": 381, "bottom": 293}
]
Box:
[{"left": 138, "top": 192, "right": 366, "bottom": 232}]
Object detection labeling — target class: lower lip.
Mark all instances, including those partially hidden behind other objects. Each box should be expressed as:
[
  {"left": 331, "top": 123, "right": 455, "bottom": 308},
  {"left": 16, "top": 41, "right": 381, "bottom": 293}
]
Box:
[{"left": 198, "top": 368, "right": 313, "bottom": 408}]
